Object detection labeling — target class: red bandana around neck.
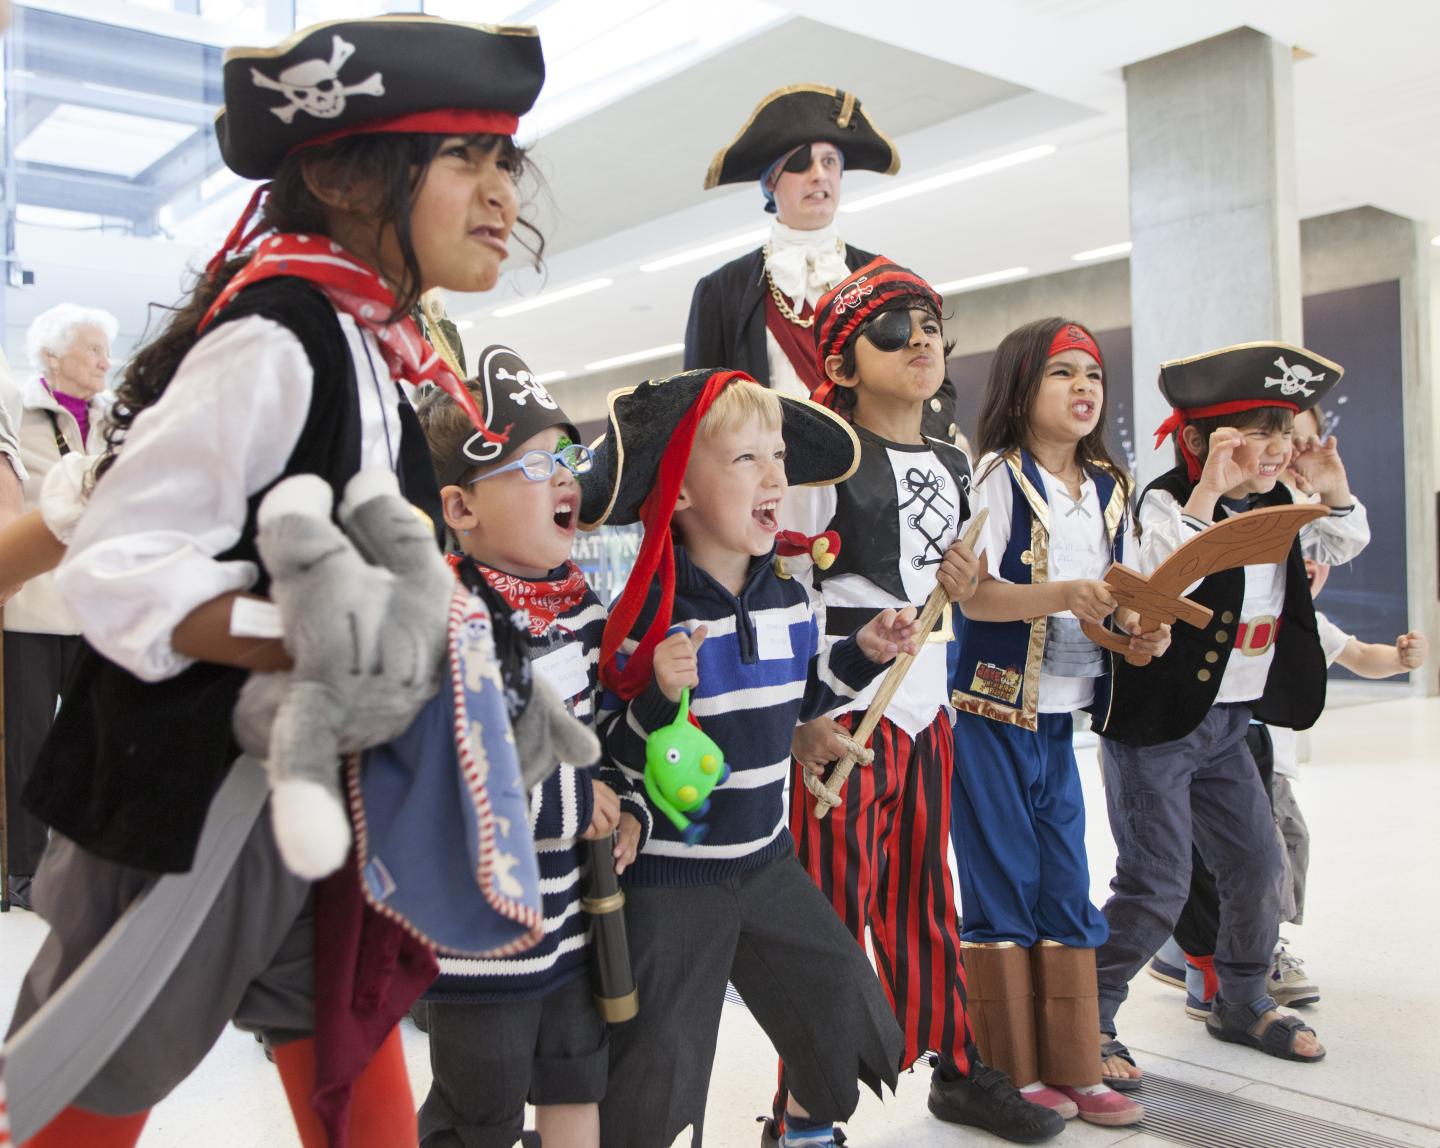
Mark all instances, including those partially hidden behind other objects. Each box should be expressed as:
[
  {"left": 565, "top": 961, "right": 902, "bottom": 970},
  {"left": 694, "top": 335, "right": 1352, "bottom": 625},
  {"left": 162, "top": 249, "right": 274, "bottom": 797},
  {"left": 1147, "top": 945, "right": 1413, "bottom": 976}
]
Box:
[
  {"left": 466, "top": 558, "right": 590, "bottom": 637},
  {"left": 599, "top": 370, "right": 746, "bottom": 700},
  {"left": 199, "top": 229, "right": 503, "bottom": 446}
]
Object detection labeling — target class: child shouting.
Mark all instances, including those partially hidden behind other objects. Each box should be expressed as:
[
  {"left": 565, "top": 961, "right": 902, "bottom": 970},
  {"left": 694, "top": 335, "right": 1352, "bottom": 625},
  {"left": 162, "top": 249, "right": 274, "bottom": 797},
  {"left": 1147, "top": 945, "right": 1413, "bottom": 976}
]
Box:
[
  {"left": 785, "top": 260, "right": 1061, "bottom": 1144},
  {"left": 586, "top": 370, "right": 914, "bottom": 1148},
  {"left": 951, "top": 318, "right": 1167, "bottom": 1128},
  {"left": 1093, "top": 341, "right": 1369, "bottom": 1078},
  {"left": 416, "top": 349, "right": 650, "bottom": 1148}
]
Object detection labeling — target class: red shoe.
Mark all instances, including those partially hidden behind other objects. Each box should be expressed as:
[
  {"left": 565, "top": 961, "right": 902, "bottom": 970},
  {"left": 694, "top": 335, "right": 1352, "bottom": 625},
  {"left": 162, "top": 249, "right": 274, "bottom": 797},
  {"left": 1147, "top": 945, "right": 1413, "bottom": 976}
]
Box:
[
  {"left": 1020, "top": 1085, "right": 1078, "bottom": 1120},
  {"left": 1054, "top": 1084, "right": 1145, "bottom": 1127}
]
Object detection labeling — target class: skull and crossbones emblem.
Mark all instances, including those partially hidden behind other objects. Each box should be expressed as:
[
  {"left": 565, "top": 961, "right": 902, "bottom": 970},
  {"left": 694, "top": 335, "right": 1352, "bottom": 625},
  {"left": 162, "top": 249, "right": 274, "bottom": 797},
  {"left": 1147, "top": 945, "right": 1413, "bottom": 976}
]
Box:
[
  {"left": 497, "top": 365, "right": 558, "bottom": 409},
  {"left": 1265, "top": 356, "right": 1323, "bottom": 399},
  {"left": 251, "top": 35, "right": 385, "bottom": 125},
  {"left": 832, "top": 276, "right": 874, "bottom": 315}
]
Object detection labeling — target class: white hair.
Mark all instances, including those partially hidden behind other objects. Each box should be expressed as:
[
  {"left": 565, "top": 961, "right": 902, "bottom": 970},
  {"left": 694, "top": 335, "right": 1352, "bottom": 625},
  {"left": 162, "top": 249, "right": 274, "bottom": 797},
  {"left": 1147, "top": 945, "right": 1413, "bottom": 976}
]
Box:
[{"left": 26, "top": 303, "right": 119, "bottom": 369}]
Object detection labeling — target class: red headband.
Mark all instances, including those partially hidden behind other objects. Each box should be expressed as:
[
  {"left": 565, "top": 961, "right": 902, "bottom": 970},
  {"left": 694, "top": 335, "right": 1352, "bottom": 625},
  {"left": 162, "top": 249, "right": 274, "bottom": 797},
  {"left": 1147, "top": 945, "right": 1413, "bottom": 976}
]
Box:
[
  {"left": 1049, "top": 323, "right": 1101, "bottom": 365},
  {"left": 1154, "top": 398, "right": 1299, "bottom": 481},
  {"left": 599, "top": 371, "right": 751, "bottom": 701}
]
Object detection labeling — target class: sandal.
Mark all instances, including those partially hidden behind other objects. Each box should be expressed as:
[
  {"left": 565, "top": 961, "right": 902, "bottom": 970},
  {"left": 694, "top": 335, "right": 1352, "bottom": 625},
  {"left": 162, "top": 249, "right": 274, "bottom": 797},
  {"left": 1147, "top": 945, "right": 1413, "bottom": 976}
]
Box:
[
  {"left": 1099, "top": 1037, "right": 1143, "bottom": 1092},
  {"left": 1205, "top": 995, "right": 1326, "bottom": 1062}
]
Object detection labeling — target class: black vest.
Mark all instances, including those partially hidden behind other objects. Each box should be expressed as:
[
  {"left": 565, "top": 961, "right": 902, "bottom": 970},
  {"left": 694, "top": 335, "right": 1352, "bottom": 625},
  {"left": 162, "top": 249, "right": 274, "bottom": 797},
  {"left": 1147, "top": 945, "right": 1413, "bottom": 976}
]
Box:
[
  {"left": 1092, "top": 466, "right": 1326, "bottom": 748},
  {"left": 25, "top": 278, "right": 443, "bottom": 873},
  {"left": 817, "top": 426, "right": 972, "bottom": 603}
]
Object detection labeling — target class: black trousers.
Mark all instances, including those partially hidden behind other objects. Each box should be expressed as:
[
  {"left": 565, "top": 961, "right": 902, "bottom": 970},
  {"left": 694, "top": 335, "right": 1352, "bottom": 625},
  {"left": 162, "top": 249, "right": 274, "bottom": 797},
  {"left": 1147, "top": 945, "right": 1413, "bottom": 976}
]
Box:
[
  {"left": 4, "top": 631, "right": 81, "bottom": 877},
  {"left": 1172, "top": 723, "right": 1275, "bottom": 959}
]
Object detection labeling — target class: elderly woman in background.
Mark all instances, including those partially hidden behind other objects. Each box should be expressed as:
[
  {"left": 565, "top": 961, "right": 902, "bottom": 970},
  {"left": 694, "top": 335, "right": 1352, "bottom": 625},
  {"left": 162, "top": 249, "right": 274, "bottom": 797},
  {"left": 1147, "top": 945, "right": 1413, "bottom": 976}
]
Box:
[{"left": 2, "top": 303, "right": 116, "bottom": 909}]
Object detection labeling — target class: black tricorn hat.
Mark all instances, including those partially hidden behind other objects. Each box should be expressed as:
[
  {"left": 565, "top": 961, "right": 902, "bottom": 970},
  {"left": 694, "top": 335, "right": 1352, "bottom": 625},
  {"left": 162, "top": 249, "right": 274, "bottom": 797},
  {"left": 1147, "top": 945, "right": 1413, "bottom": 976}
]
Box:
[
  {"left": 217, "top": 17, "right": 545, "bottom": 179},
  {"left": 579, "top": 369, "right": 860, "bottom": 529},
  {"left": 1159, "top": 342, "right": 1343, "bottom": 415},
  {"left": 429, "top": 346, "right": 579, "bottom": 488},
  {"left": 704, "top": 85, "right": 899, "bottom": 190}
]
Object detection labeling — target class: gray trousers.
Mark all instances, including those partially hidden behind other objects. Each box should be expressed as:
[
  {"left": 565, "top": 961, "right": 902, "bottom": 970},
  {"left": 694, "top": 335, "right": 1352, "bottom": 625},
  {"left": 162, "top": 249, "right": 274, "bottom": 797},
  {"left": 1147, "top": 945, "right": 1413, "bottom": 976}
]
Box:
[
  {"left": 600, "top": 853, "right": 903, "bottom": 1148},
  {"left": 1273, "top": 773, "right": 1310, "bottom": 925},
  {"left": 1096, "top": 704, "right": 1283, "bottom": 1031},
  {"left": 6, "top": 810, "right": 314, "bottom": 1115}
]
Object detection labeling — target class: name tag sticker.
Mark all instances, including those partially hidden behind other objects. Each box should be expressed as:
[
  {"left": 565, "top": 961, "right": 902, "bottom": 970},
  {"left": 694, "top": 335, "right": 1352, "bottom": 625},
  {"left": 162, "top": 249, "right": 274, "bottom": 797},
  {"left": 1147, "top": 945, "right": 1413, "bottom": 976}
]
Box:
[
  {"left": 756, "top": 617, "right": 794, "bottom": 660},
  {"left": 534, "top": 641, "right": 591, "bottom": 703}
]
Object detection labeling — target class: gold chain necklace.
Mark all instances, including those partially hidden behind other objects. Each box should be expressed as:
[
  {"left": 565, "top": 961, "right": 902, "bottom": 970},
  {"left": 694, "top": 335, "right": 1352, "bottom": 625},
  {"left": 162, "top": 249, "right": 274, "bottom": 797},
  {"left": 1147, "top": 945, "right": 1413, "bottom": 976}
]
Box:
[{"left": 762, "top": 239, "right": 845, "bottom": 329}]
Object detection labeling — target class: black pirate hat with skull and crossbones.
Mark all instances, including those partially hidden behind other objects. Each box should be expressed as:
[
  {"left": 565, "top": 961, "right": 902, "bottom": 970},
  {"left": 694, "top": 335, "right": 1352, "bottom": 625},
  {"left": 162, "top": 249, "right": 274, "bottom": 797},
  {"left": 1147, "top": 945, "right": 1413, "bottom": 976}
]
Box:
[
  {"left": 1153, "top": 340, "right": 1344, "bottom": 478},
  {"left": 217, "top": 16, "right": 545, "bottom": 179},
  {"left": 427, "top": 346, "right": 580, "bottom": 488}
]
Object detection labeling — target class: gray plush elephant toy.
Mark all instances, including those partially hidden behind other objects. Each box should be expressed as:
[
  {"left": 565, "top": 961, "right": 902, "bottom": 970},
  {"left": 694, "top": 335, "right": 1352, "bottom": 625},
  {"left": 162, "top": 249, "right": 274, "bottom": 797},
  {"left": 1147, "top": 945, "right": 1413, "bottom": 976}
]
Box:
[{"left": 234, "top": 467, "right": 590, "bottom": 879}]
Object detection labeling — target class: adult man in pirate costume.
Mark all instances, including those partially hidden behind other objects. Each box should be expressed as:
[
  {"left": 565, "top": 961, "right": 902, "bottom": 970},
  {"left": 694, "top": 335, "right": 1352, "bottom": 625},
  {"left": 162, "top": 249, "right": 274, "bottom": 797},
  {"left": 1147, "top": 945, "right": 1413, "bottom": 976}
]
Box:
[{"left": 683, "top": 85, "right": 959, "bottom": 441}]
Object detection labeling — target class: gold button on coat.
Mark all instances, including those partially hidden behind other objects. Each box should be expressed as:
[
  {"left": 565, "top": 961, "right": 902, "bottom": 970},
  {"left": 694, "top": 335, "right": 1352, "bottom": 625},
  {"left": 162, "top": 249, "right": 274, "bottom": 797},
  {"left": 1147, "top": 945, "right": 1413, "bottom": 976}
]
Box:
[
  {"left": 1214, "top": 630, "right": 1229, "bottom": 644},
  {"left": 1221, "top": 610, "right": 1235, "bottom": 624},
  {"left": 1197, "top": 669, "right": 1212, "bottom": 682}
]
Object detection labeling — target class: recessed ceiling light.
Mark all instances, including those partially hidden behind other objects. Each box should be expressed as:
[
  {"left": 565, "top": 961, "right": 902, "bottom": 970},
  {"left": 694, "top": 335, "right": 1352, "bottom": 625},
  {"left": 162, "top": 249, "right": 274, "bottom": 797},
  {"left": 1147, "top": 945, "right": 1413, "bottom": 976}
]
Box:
[
  {"left": 584, "top": 343, "right": 685, "bottom": 372},
  {"left": 533, "top": 370, "right": 568, "bottom": 384},
  {"left": 640, "top": 229, "right": 769, "bottom": 274},
  {"left": 1431, "top": 234, "right": 1440, "bottom": 247},
  {"left": 16, "top": 104, "right": 197, "bottom": 179},
  {"left": 931, "top": 267, "right": 1029, "bottom": 294},
  {"left": 840, "top": 145, "right": 1056, "bottom": 215},
  {"left": 453, "top": 320, "right": 475, "bottom": 331},
  {"left": 492, "top": 277, "right": 614, "bottom": 318},
  {"left": 1072, "top": 241, "right": 1132, "bottom": 262}
]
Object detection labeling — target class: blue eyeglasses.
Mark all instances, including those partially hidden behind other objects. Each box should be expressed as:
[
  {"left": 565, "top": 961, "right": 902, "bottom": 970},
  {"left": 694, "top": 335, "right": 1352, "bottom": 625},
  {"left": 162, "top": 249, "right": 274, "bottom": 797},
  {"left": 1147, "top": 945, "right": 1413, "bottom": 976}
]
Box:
[{"left": 468, "top": 443, "right": 594, "bottom": 485}]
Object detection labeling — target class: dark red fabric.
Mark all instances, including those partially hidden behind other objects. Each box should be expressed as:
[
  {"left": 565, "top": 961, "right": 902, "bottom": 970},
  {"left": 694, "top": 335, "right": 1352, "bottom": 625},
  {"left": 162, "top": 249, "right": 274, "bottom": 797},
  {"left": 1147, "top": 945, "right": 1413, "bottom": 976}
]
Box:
[
  {"left": 476, "top": 559, "right": 590, "bottom": 637},
  {"left": 198, "top": 232, "right": 502, "bottom": 446},
  {"left": 763, "top": 290, "right": 826, "bottom": 397},
  {"left": 297, "top": 108, "right": 518, "bottom": 157},
  {"left": 599, "top": 371, "right": 747, "bottom": 699},
  {"left": 1153, "top": 398, "right": 1300, "bottom": 482},
  {"left": 311, "top": 851, "right": 439, "bottom": 1147},
  {"left": 775, "top": 529, "right": 841, "bottom": 561},
  {"left": 789, "top": 711, "right": 975, "bottom": 1073}
]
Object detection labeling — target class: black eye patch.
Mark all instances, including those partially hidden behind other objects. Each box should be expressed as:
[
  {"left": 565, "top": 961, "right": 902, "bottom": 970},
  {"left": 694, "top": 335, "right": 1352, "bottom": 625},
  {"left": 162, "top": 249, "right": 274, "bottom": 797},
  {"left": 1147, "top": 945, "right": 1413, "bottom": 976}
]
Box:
[
  {"left": 781, "top": 143, "right": 813, "bottom": 174},
  {"left": 859, "top": 308, "right": 914, "bottom": 352}
]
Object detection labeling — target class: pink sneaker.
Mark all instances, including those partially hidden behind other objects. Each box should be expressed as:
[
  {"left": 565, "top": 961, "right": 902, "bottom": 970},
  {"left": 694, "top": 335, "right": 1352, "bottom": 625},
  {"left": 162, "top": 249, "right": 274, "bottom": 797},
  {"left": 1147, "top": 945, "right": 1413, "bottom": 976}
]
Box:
[
  {"left": 1054, "top": 1084, "right": 1145, "bottom": 1127},
  {"left": 1021, "top": 1085, "right": 1078, "bottom": 1120}
]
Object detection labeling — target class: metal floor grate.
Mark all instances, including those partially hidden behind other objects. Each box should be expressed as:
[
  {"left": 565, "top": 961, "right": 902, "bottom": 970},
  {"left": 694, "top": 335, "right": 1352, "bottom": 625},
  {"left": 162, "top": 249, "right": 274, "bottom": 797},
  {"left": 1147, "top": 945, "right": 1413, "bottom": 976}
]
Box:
[
  {"left": 725, "top": 988, "right": 1422, "bottom": 1148},
  {"left": 1131, "top": 1073, "right": 1419, "bottom": 1148}
]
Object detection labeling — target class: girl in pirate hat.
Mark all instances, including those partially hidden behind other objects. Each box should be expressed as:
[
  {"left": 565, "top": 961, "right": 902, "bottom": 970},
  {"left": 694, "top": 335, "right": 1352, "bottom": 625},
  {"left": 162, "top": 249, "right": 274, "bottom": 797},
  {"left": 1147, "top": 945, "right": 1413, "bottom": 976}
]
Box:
[{"left": 7, "top": 15, "right": 545, "bottom": 1147}]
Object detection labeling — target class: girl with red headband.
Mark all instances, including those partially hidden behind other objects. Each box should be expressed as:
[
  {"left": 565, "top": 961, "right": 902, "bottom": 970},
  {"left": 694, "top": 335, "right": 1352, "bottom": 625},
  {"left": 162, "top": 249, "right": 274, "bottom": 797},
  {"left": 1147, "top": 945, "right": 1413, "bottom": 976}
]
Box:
[
  {"left": 6, "top": 16, "right": 545, "bottom": 1148},
  {"left": 1090, "top": 341, "right": 1368, "bottom": 1077},
  {"left": 950, "top": 317, "right": 1165, "bottom": 1127}
]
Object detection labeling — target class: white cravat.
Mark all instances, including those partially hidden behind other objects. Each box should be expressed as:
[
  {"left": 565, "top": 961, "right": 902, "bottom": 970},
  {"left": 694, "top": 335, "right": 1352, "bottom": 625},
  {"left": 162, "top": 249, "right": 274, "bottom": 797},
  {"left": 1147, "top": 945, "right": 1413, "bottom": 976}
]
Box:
[{"left": 764, "top": 220, "right": 849, "bottom": 310}]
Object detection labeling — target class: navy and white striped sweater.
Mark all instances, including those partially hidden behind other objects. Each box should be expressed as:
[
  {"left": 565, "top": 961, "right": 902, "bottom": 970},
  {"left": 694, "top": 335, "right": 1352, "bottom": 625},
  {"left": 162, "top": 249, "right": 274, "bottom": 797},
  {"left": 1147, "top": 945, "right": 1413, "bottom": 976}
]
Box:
[
  {"left": 597, "top": 545, "right": 884, "bottom": 887},
  {"left": 428, "top": 564, "right": 652, "bottom": 1003}
]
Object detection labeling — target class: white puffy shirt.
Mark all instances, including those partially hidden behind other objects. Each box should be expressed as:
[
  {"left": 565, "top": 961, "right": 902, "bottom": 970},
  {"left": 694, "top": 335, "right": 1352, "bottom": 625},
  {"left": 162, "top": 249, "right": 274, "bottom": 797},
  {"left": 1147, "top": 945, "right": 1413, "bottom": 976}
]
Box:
[{"left": 57, "top": 311, "right": 407, "bottom": 683}]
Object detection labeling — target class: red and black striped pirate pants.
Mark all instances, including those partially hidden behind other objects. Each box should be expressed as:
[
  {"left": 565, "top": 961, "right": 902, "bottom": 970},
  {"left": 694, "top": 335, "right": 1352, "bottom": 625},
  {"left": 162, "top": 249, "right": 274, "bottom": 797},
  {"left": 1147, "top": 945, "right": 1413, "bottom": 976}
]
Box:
[{"left": 790, "top": 709, "right": 977, "bottom": 1073}]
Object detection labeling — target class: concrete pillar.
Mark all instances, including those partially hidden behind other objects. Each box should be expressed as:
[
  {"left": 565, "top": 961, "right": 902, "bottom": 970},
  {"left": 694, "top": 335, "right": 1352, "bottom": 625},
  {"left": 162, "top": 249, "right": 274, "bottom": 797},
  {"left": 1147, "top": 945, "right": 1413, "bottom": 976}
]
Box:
[{"left": 1125, "top": 26, "right": 1302, "bottom": 485}]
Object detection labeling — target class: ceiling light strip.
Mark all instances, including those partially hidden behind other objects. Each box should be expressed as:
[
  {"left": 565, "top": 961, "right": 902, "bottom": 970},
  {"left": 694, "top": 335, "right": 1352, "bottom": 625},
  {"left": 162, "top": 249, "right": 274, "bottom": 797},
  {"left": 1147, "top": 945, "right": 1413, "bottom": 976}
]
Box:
[
  {"left": 584, "top": 343, "right": 685, "bottom": 372},
  {"left": 1072, "top": 241, "right": 1132, "bottom": 262},
  {"left": 640, "top": 229, "right": 769, "bottom": 274},
  {"left": 840, "top": 144, "right": 1056, "bottom": 215},
  {"left": 931, "top": 267, "right": 1029, "bottom": 294},
  {"left": 492, "top": 277, "right": 614, "bottom": 318}
]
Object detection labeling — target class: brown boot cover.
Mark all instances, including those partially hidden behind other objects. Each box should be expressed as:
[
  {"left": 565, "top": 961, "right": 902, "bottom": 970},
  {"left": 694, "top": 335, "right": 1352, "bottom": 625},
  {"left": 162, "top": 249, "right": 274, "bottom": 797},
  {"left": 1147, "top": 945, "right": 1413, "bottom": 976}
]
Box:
[
  {"left": 961, "top": 942, "right": 1039, "bottom": 1085},
  {"left": 1032, "top": 942, "right": 1103, "bottom": 1086}
]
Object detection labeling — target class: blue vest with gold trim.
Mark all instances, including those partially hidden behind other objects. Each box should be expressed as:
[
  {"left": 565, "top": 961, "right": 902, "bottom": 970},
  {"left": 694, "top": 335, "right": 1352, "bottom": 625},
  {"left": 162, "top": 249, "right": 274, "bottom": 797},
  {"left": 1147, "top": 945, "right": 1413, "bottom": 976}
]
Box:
[{"left": 950, "top": 451, "right": 1128, "bottom": 732}]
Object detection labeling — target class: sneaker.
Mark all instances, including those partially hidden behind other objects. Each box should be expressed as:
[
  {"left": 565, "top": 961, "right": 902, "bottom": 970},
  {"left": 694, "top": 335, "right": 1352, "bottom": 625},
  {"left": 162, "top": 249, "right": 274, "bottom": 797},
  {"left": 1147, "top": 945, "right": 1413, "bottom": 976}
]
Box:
[
  {"left": 1269, "top": 944, "right": 1320, "bottom": 1007},
  {"left": 757, "top": 1117, "right": 847, "bottom": 1147},
  {"left": 1054, "top": 1085, "right": 1144, "bottom": 1127},
  {"left": 1184, "top": 991, "right": 1213, "bottom": 1020},
  {"left": 1020, "top": 1085, "right": 1078, "bottom": 1120},
  {"left": 928, "top": 1065, "right": 1065, "bottom": 1144},
  {"left": 6, "top": 874, "right": 33, "bottom": 911},
  {"left": 1184, "top": 959, "right": 1212, "bottom": 1019},
  {"left": 1147, "top": 937, "right": 1187, "bottom": 989}
]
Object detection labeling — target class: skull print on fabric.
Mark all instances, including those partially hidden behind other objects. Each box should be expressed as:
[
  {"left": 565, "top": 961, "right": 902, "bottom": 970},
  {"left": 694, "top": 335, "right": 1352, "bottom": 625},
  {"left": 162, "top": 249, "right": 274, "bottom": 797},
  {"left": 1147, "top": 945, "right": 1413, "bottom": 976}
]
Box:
[
  {"left": 1265, "top": 356, "right": 1324, "bottom": 399},
  {"left": 250, "top": 35, "right": 385, "bottom": 124}
]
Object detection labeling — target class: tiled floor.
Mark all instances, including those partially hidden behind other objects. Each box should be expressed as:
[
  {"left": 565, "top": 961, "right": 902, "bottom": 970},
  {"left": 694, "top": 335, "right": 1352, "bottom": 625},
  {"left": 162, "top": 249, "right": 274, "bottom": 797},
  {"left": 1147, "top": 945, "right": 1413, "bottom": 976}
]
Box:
[{"left": 3, "top": 691, "right": 1437, "bottom": 1146}]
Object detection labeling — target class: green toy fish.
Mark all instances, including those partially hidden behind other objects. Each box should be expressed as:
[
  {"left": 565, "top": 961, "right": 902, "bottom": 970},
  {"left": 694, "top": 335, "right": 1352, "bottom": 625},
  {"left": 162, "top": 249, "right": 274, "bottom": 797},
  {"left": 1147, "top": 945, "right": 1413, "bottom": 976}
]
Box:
[{"left": 644, "top": 687, "right": 730, "bottom": 844}]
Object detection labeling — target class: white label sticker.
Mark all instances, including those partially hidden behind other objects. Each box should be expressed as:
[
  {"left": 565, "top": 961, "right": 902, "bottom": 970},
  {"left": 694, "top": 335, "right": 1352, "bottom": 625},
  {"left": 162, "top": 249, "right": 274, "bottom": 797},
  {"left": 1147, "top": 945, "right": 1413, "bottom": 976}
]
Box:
[
  {"left": 230, "top": 597, "right": 284, "bottom": 639},
  {"left": 533, "top": 640, "right": 591, "bottom": 703},
  {"left": 756, "top": 617, "right": 794, "bottom": 661}
]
